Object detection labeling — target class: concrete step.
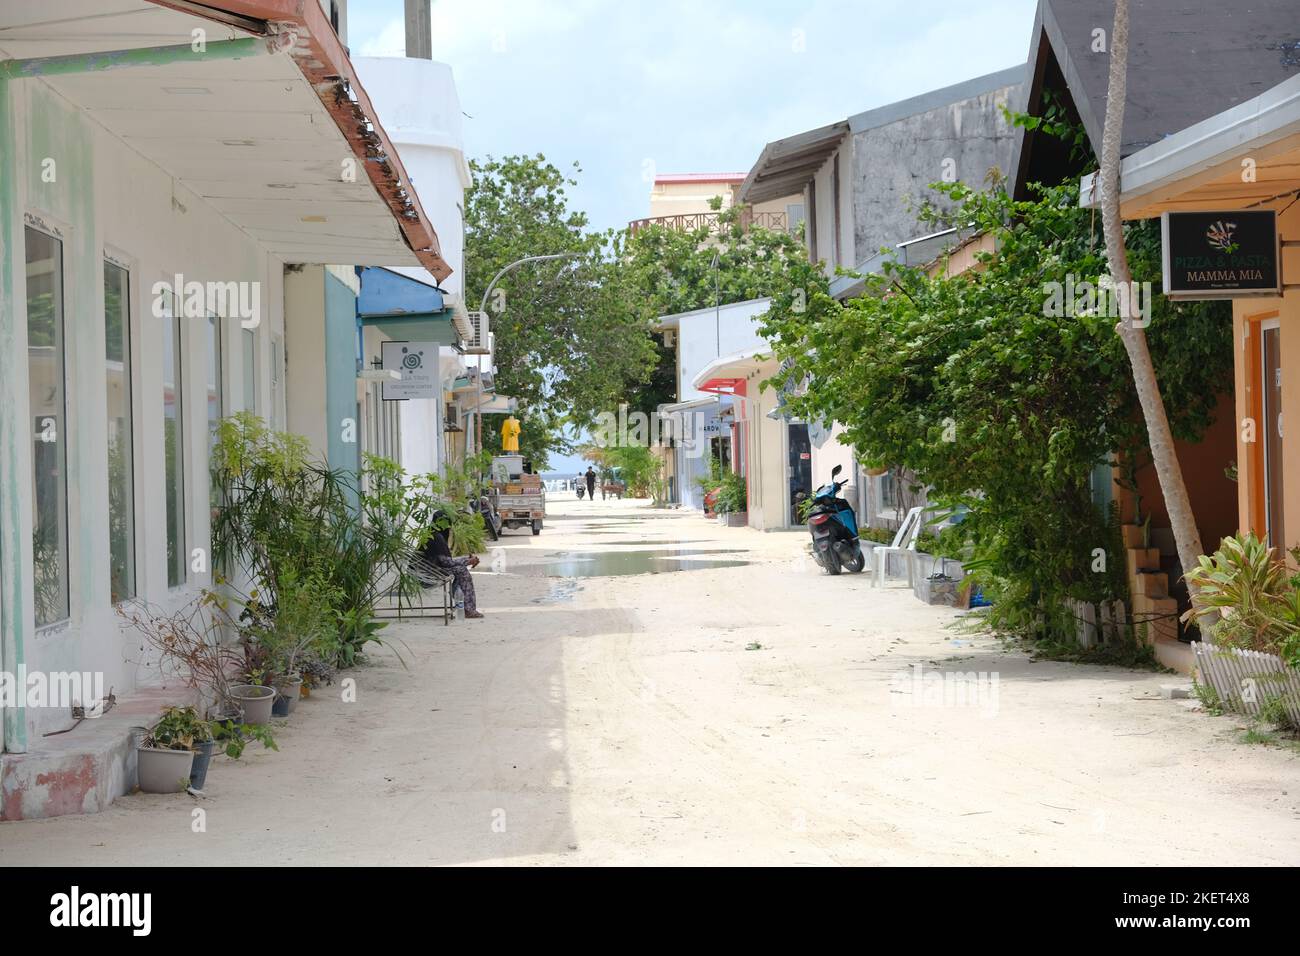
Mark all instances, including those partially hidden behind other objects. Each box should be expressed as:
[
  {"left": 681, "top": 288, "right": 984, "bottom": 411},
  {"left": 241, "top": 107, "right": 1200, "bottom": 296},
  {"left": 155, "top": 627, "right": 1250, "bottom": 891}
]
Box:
[
  {"left": 1132, "top": 570, "right": 1169, "bottom": 598},
  {"left": 0, "top": 684, "right": 196, "bottom": 820},
  {"left": 1153, "top": 639, "right": 1195, "bottom": 675},
  {"left": 1132, "top": 593, "right": 1180, "bottom": 644},
  {"left": 1126, "top": 546, "right": 1161, "bottom": 578}
]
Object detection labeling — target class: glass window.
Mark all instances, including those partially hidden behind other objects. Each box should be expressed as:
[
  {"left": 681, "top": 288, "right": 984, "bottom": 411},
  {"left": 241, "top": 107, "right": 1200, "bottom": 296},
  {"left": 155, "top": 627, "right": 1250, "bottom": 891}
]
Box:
[
  {"left": 162, "top": 296, "right": 186, "bottom": 588},
  {"left": 104, "top": 261, "right": 136, "bottom": 603},
  {"left": 207, "top": 314, "right": 224, "bottom": 511},
  {"left": 270, "top": 335, "right": 283, "bottom": 430},
  {"left": 879, "top": 469, "right": 898, "bottom": 513},
  {"left": 241, "top": 327, "right": 256, "bottom": 412},
  {"left": 207, "top": 314, "right": 223, "bottom": 433},
  {"left": 26, "top": 227, "right": 69, "bottom": 626}
]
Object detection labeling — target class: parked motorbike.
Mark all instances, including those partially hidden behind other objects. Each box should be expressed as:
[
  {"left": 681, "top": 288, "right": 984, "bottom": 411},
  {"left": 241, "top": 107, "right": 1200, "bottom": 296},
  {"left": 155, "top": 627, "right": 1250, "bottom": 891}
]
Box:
[
  {"left": 472, "top": 492, "right": 502, "bottom": 541},
  {"left": 806, "top": 464, "right": 865, "bottom": 575}
]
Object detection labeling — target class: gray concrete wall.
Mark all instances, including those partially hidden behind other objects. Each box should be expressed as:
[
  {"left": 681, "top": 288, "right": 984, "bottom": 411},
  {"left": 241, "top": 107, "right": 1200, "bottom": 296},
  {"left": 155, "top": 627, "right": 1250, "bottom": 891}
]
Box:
[{"left": 851, "top": 83, "right": 1019, "bottom": 264}]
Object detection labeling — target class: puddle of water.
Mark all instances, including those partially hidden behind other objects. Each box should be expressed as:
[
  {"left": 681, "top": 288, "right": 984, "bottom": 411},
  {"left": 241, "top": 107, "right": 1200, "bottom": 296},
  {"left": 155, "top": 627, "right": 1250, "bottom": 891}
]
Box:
[
  {"left": 527, "top": 549, "right": 751, "bottom": 577},
  {"left": 531, "top": 578, "right": 583, "bottom": 604},
  {"left": 542, "top": 548, "right": 743, "bottom": 559},
  {"left": 596, "top": 539, "right": 706, "bottom": 545}
]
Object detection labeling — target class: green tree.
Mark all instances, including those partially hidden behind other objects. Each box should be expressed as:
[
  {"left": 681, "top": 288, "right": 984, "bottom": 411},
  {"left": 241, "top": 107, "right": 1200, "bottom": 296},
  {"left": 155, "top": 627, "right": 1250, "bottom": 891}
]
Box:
[
  {"left": 465, "top": 155, "right": 658, "bottom": 454},
  {"left": 760, "top": 177, "right": 1231, "bottom": 642},
  {"left": 620, "top": 199, "right": 814, "bottom": 416}
]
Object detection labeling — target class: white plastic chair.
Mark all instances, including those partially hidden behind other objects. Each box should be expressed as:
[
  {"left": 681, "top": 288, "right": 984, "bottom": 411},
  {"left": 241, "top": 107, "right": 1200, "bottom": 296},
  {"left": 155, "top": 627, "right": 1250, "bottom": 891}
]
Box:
[{"left": 872, "top": 506, "right": 924, "bottom": 588}]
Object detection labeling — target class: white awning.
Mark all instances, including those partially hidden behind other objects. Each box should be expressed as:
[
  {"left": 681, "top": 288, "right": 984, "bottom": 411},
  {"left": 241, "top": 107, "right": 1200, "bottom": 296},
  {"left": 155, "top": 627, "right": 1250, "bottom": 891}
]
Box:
[
  {"left": 0, "top": 0, "right": 451, "bottom": 277},
  {"left": 691, "top": 347, "right": 772, "bottom": 391}
]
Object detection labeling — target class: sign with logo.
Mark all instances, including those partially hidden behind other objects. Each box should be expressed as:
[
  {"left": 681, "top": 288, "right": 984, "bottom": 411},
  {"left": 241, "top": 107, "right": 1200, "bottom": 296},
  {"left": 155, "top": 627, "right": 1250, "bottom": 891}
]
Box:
[
  {"left": 1161, "top": 210, "right": 1280, "bottom": 299},
  {"left": 381, "top": 341, "right": 438, "bottom": 400}
]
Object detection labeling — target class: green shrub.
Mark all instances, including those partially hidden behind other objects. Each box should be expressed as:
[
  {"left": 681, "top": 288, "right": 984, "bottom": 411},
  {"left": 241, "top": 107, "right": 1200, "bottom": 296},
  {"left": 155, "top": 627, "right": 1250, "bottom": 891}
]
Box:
[
  {"left": 146, "top": 706, "right": 212, "bottom": 751},
  {"left": 1184, "top": 533, "right": 1300, "bottom": 666}
]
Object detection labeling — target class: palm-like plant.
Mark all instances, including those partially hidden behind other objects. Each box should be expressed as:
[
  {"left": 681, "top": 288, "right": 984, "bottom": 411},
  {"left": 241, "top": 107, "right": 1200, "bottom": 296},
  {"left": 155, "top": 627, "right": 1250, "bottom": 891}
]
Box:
[{"left": 1183, "top": 534, "right": 1300, "bottom": 660}]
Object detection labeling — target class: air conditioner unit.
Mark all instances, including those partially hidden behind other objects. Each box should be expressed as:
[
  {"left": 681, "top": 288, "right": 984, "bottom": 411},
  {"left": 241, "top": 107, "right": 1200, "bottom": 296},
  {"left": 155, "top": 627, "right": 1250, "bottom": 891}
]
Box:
[{"left": 465, "top": 311, "right": 491, "bottom": 354}]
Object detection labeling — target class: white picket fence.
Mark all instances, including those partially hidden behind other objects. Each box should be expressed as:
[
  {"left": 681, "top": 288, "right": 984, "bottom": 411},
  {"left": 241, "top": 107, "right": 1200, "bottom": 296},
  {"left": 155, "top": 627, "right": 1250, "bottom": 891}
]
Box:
[{"left": 1193, "top": 643, "right": 1300, "bottom": 726}]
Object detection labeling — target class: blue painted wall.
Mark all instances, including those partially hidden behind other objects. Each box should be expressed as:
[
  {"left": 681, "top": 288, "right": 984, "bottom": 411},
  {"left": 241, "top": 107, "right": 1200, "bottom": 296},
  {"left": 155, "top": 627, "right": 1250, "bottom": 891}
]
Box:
[{"left": 325, "top": 271, "right": 360, "bottom": 511}]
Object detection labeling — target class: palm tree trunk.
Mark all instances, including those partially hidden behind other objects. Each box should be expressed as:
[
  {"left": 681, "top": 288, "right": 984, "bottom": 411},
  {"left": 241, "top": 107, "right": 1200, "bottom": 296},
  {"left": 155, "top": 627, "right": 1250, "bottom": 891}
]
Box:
[{"left": 1098, "top": 0, "right": 1208, "bottom": 621}]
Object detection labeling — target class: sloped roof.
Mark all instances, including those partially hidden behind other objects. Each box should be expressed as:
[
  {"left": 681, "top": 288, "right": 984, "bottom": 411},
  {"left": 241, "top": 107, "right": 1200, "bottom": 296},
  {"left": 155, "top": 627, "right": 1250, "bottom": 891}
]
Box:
[
  {"left": 0, "top": 0, "right": 453, "bottom": 280},
  {"left": 741, "top": 67, "right": 1024, "bottom": 206},
  {"left": 1012, "top": 0, "right": 1300, "bottom": 193},
  {"left": 739, "top": 120, "right": 849, "bottom": 204}
]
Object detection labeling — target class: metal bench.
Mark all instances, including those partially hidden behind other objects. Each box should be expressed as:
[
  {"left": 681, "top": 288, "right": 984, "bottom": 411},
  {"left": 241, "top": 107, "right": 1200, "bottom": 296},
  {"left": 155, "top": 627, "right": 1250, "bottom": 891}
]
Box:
[{"left": 375, "top": 557, "right": 456, "bottom": 625}]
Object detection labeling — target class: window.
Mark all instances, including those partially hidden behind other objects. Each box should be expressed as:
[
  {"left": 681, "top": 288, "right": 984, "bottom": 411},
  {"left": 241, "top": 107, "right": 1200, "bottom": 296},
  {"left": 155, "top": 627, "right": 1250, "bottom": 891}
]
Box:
[
  {"left": 807, "top": 181, "right": 818, "bottom": 263},
  {"left": 831, "top": 153, "right": 842, "bottom": 267},
  {"left": 270, "top": 334, "right": 283, "bottom": 430},
  {"left": 879, "top": 469, "right": 898, "bottom": 515},
  {"left": 207, "top": 314, "right": 224, "bottom": 511},
  {"left": 241, "top": 327, "right": 256, "bottom": 412},
  {"left": 104, "top": 261, "right": 136, "bottom": 603},
  {"left": 162, "top": 295, "right": 186, "bottom": 587},
  {"left": 207, "top": 314, "right": 224, "bottom": 432},
  {"left": 785, "top": 202, "right": 805, "bottom": 238},
  {"left": 26, "top": 226, "right": 69, "bottom": 626}
]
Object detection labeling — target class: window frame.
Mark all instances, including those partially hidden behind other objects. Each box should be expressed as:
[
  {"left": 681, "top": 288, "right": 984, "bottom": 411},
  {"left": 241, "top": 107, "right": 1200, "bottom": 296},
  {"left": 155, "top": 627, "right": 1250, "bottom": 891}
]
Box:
[
  {"left": 160, "top": 285, "right": 188, "bottom": 590},
  {"left": 103, "top": 249, "right": 141, "bottom": 605},
  {"left": 23, "top": 216, "right": 73, "bottom": 629}
]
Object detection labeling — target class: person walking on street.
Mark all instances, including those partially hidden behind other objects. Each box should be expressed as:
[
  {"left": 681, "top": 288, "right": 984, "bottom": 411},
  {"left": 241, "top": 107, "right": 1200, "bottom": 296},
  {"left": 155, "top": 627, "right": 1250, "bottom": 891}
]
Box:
[{"left": 584, "top": 466, "right": 597, "bottom": 502}]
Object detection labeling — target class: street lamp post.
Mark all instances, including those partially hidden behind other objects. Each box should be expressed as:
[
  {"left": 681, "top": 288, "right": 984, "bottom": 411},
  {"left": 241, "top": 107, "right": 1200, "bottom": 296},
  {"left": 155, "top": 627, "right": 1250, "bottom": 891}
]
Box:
[{"left": 472, "top": 252, "right": 581, "bottom": 457}]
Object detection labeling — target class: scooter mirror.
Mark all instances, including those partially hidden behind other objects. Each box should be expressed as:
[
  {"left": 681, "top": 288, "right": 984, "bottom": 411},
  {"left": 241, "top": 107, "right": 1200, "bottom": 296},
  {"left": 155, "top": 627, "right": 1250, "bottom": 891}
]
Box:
[{"left": 831, "top": 464, "right": 843, "bottom": 479}]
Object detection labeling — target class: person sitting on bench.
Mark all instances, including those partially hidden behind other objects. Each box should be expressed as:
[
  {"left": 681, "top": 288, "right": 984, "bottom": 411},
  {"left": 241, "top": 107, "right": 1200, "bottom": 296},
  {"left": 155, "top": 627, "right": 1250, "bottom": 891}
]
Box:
[{"left": 416, "top": 513, "right": 483, "bottom": 619}]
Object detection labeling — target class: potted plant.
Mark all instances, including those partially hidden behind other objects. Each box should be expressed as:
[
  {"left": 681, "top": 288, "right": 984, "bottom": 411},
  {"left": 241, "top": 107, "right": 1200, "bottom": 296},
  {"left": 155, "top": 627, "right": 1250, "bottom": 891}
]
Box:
[
  {"left": 297, "top": 655, "right": 336, "bottom": 699},
  {"left": 211, "top": 717, "right": 278, "bottom": 760},
  {"left": 119, "top": 596, "right": 248, "bottom": 725},
  {"left": 137, "top": 706, "right": 209, "bottom": 793},
  {"left": 241, "top": 571, "right": 337, "bottom": 717},
  {"left": 713, "top": 470, "right": 748, "bottom": 527}
]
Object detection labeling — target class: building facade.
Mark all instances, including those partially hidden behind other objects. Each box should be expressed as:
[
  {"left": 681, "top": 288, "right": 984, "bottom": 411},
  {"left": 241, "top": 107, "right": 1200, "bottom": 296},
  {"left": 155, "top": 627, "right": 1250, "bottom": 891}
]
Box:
[{"left": 0, "top": 0, "right": 451, "bottom": 817}]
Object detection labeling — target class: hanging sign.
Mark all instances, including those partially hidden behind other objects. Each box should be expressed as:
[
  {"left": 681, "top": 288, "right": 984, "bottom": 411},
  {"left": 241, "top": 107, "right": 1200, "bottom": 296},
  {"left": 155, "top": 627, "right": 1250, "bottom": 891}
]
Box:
[
  {"left": 381, "top": 341, "right": 438, "bottom": 400},
  {"left": 1161, "top": 210, "right": 1280, "bottom": 299}
]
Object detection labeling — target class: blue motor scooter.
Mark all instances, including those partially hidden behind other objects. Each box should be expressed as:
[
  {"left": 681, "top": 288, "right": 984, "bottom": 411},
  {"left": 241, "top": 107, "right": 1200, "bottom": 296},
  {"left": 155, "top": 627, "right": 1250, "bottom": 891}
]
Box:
[{"left": 806, "top": 464, "right": 865, "bottom": 575}]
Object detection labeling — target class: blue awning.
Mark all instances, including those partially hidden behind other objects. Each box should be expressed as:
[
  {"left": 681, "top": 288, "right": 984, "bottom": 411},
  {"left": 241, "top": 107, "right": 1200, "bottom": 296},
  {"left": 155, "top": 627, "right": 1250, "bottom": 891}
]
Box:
[{"left": 357, "top": 266, "right": 458, "bottom": 343}]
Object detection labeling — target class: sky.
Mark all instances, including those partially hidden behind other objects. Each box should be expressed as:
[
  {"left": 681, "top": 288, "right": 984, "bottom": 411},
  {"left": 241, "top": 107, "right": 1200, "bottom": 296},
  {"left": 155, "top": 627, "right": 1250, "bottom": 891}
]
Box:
[
  {"left": 347, "top": 1, "right": 1040, "bottom": 474},
  {"left": 348, "top": 0, "right": 1040, "bottom": 234}
]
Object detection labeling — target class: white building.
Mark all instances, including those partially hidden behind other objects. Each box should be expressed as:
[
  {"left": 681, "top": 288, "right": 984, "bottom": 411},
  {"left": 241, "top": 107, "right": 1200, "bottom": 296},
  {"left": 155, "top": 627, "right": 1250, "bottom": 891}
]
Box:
[
  {"left": 353, "top": 54, "right": 477, "bottom": 478},
  {"left": 0, "top": 0, "right": 452, "bottom": 818},
  {"left": 657, "top": 298, "right": 770, "bottom": 512}
]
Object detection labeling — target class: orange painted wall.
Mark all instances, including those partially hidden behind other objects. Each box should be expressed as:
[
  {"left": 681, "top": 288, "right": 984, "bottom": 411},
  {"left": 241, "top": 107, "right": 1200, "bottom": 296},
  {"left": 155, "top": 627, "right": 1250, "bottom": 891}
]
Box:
[{"left": 1130, "top": 390, "right": 1239, "bottom": 553}]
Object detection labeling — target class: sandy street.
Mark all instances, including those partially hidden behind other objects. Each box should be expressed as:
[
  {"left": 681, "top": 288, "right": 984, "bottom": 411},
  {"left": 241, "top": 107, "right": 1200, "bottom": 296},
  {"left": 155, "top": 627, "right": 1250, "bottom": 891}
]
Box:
[{"left": 2, "top": 496, "right": 1298, "bottom": 866}]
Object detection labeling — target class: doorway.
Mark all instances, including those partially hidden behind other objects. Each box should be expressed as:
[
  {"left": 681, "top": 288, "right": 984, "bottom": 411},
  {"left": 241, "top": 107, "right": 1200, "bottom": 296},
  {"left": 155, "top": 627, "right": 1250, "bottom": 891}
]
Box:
[
  {"left": 1261, "top": 319, "right": 1284, "bottom": 552},
  {"left": 787, "top": 423, "right": 811, "bottom": 525}
]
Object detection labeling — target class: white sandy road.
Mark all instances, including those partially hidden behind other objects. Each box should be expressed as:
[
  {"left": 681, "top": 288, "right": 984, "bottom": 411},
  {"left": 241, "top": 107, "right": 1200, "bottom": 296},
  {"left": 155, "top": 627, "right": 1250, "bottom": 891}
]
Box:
[{"left": 2, "top": 497, "right": 1297, "bottom": 865}]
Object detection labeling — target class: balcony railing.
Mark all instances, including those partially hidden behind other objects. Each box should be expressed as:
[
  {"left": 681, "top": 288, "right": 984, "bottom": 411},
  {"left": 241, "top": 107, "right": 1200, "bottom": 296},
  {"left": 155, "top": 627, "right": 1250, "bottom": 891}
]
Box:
[{"left": 627, "top": 209, "right": 788, "bottom": 236}]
